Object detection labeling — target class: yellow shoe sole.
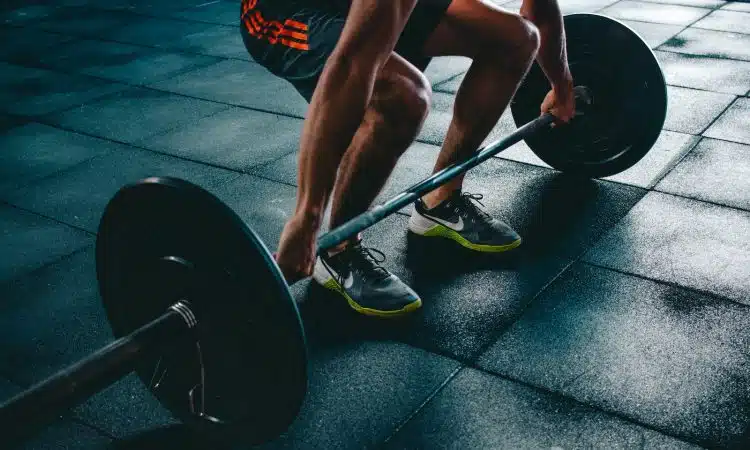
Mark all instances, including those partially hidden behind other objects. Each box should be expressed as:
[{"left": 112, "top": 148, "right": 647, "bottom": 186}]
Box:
[
  {"left": 321, "top": 279, "right": 422, "bottom": 317},
  {"left": 418, "top": 224, "right": 522, "bottom": 253}
]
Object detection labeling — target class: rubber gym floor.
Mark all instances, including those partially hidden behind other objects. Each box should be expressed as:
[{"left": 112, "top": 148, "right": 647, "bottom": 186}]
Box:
[{"left": 1, "top": 0, "right": 749, "bottom": 448}]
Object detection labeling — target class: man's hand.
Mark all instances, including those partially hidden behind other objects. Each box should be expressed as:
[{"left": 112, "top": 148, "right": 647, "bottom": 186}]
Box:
[
  {"left": 540, "top": 77, "right": 575, "bottom": 123},
  {"left": 275, "top": 216, "right": 318, "bottom": 284}
]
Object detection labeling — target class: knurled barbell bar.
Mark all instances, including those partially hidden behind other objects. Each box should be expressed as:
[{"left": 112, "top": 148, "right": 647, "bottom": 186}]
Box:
[{"left": 0, "top": 13, "right": 666, "bottom": 448}]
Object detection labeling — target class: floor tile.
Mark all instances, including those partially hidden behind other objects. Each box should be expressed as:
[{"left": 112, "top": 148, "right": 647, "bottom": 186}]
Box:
[
  {"left": 83, "top": 0, "right": 208, "bottom": 15},
  {"left": 161, "top": 23, "right": 250, "bottom": 60},
  {"left": 0, "top": 113, "right": 27, "bottom": 132},
  {"left": 149, "top": 59, "right": 309, "bottom": 117},
  {"left": 46, "top": 87, "right": 230, "bottom": 144},
  {"left": 170, "top": 0, "right": 239, "bottom": 26},
  {"left": 108, "top": 16, "right": 215, "bottom": 48},
  {"left": 599, "top": 1, "right": 711, "bottom": 26},
  {"left": 0, "top": 123, "right": 125, "bottom": 195},
  {"left": 661, "top": 27, "right": 750, "bottom": 61},
  {"left": 692, "top": 9, "right": 750, "bottom": 34},
  {"left": 0, "top": 248, "right": 108, "bottom": 384},
  {"left": 663, "top": 85, "right": 735, "bottom": 134},
  {"left": 478, "top": 263, "right": 750, "bottom": 448},
  {"left": 723, "top": 1, "right": 750, "bottom": 12},
  {"left": 32, "top": 7, "right": 138, "bottom": 39},
  {"left": 72, "top": 374, "right": 177, "bottom": 440},
  {"left": 3, "top": 148, "right": 239, "bottom": 232},
  {"left": 656, "top": 50, "right": 750, "bottom": 95},
  {"left": 0, "top": 27, "right": 77, "bottom": 66},
  {"left": 140, "top": 106, "right": 302, "bottom": 171},
  {"left": 386, "top": 367, "right": 701, "bottom": 449},
  {"left": 657, "top": 138, "right": 750, "bottom": 210},
  {"left": 17, "top": 421, "right": 112, "bottom": 450},
  {"left": 213, "top": 169, "right": 642, "bottom": 360},
  {"left": 418, "top": 91, "right": 516, "bottom": 147},
  {"left": 0, "top": 377, "right": 112, "bottom": 450},
  {"left": 0, "top": 204, "right": 92, "bottom": 283},
  {"left": 0, "top": 4, "right": 65, "bottom": 26},
  {"left": 619, "top": 19, "right": 685, "bottom": 48},
  {"left": 41, "top": 38, "right": 221, "bottom": 85},
  {"left": 259, "top": 341, "right": 459, "bottom": 449},
  {"left": 604, "top": 130, "right": 700, "bottom": 188},
  {"left": 500, "top": 0, "right": 620, "bottom": 12},
  {"left": 0, "top": 63, "right": 127, "bottom": 117},
  {"left": 583, "top": 191, "right": 750, "bottom": 303},
  {"left": 210, "top": 175, "right": 298, "bottom": 249},
  {"left": 644, "top": 0, "right": 727, "bottom": 6},
  {"left": 423, "top": 56, "right": 471, "bottom": 87},
  {"left": 703, "top": 97, "right": 750, "bottom": 144}
]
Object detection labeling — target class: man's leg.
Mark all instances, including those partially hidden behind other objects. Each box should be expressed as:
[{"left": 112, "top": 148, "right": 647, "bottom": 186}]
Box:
[
  {"left": 312, "top": 53, "right": 431, "bottom": 317},
  {"left": 327, "top": 54, "right": 431, "bottom": 251},
  {"left": 423, "top": 0, "right": 540, "bottom": 205},
  {"left": 407, "top": 0, "right": 540, "bottom": 252}
]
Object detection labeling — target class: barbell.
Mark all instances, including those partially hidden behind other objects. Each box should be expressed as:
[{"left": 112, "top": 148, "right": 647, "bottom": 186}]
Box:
[{"left": 0, "top": 13, "right": 666, "bottom": 448}]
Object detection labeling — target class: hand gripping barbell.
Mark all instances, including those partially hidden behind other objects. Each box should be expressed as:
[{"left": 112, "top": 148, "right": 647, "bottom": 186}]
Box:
[{"left": 0, "top": 13, "right": 666, "bottom": 448}]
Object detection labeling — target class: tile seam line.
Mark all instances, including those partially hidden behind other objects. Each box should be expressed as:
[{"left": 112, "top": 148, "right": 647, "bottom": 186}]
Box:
[
  {"left": 23, "top": 117, "right": 255, "bottom": 179},
  {"left": 652, "top": 184, "right": 750, "bottom": 214},
  {"left": 655, "top": 47, "right": 750, "bottom": 63},
  {"left": 2, "top": 56, "right": 308, "bottom": 121},
  {"left": 248, "top": 172, "right": 416, "bottom": 220},
  {"left": 9, "top": 3, "right": 242, "bottom": 32},
  {"left": 643, "top": 135, "right": 703, "bottom": 189},
  {"left": 456, "top": 362, "right": 711, "bottom": 449},
  {"left": 0, "top": 200, "right": 95, "bottom": 236},
  {"left": 0, "top": 243, "right": 93, "bottom": 289},
  {"left": 651, "top": 0, "right": 729, "bottom": 54},
  {"left": 378, "top": 365, "right": 465, "bottom": 448},
  {"left": 1, "top": 22, "right": 250, "bottom": 63},
  {"left": 693, "top": 94, "right": 741, "bottom": 135},
  {"left": 580, "top": 260, "right": 750, "bottom": 308},
  {"left": 630, "top": 0, "right": 724, "bottom": 9}
]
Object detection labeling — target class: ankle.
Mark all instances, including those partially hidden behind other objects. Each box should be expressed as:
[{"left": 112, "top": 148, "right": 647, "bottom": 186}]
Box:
[
  {"left": 327, "top": 235, "right": 362, "bottom": 256},
  {"left": 422, "top": 188, "right": 459, "bottom": 209}
]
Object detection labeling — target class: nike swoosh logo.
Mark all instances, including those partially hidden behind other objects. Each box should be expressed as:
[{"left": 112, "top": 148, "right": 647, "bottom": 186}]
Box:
[
  {"left": 343, "top": 272, "right": 354, "bottom": 289},
  {"left": 321, "top": 259, "right": 354, "bottom": 289},
  {"left": 423, "top": 213, "right": 464, "bottom": 231}
]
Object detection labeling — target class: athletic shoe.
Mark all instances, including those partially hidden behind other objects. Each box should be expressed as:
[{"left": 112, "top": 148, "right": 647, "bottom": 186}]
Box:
[
  {"left": 312, "top": 243, "right": 422, "bottom": 317},
  {"left": 408, "top": 191, "right": 521, "bottom": 252}
]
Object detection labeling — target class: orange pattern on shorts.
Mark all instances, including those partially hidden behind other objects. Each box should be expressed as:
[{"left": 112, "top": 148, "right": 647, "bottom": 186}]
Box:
[{"left": 241, "top": 0, "right": 310, "bottom": 51}]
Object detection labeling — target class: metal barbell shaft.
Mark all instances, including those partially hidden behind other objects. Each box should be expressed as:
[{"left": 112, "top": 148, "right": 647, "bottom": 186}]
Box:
[
  {"left": 316, "top": 111, "right": 557, "bottom": 253},
  {"left": 0, "top": 304, "right": 195, "bottom": 443}
]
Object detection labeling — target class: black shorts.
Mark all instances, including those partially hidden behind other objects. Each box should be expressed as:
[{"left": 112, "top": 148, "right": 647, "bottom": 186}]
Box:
[{"left": 239, "top": 0, "right": 452, "bottom": 102}]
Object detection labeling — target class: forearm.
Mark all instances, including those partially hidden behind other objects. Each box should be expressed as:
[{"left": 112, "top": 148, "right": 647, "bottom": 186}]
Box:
[
  {"left": 291, "top": 0, "right": 417, "bottom": 228},
  {"left": 294, "top": 59, "right": 374, "bottom": 228},
  {"left": 521, "top": 0, "right": 572, "bottom": 91}
]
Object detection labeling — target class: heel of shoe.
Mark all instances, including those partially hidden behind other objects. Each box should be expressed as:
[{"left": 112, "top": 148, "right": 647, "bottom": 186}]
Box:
[
  {"left": 408, "top": 212, "right": 440, "bottom": 235},
  {"left": 312, "top": 258, "right": 333, "bottom": 285}
]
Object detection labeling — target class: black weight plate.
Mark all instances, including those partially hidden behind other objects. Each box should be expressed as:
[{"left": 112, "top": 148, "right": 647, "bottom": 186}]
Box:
[
  {"left": 95, "top": 177, "right": 307, "bottom": 445},
  {"left": 511, "top": 13, "right": 667, "bottom": 177}
]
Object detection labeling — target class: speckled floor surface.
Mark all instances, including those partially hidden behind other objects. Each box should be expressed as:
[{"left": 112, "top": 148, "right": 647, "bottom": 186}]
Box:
[{"left": 1, "top": 0, "right": 748, "bottom": 448}]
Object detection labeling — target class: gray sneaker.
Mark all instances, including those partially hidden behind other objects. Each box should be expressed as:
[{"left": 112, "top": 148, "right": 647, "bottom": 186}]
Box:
[
  {"left": 408, "top": 191, "right": 521, "bottom": 252},
  {"left": 312, "top": 243, "right": 422, "bottom": 317}
]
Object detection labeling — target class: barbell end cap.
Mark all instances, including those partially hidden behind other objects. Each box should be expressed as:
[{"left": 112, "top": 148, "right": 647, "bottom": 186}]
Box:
[{"left": 169, "top": 301, "right": 198, "bottom": 329}]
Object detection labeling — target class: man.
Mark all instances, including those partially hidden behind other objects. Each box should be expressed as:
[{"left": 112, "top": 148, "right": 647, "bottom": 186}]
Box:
[{"left": 240, "top": 0, "right": 575, "bottom": 316}]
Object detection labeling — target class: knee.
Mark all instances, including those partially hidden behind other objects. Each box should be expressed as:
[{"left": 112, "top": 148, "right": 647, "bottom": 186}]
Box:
[
  {"left": 479, "top": 16, "right": 539, "bottom": 72},
  {"left": 517, "top": 18, "right": 540, "bottom": 62},
  {"left": 370, "top": 71, "right": 432, "bottom": 140}
]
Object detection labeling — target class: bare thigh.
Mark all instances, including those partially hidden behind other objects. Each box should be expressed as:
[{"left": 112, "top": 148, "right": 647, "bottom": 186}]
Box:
[{"left": 422, "top": 0, "right": 534, "bottom": 58}]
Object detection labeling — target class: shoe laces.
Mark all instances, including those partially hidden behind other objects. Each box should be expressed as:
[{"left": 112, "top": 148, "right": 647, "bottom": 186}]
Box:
[
  {"left": 454, "top": 192, "right": 493, "bottom": 223},
  {"left": 339, "top": 245, "right": 391, "bottom": 283}
]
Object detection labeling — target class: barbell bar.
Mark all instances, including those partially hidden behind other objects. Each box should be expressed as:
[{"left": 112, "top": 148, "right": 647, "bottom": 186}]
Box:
[{"left": 0, "top": 13, "right": 666, "bottom": 448}]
